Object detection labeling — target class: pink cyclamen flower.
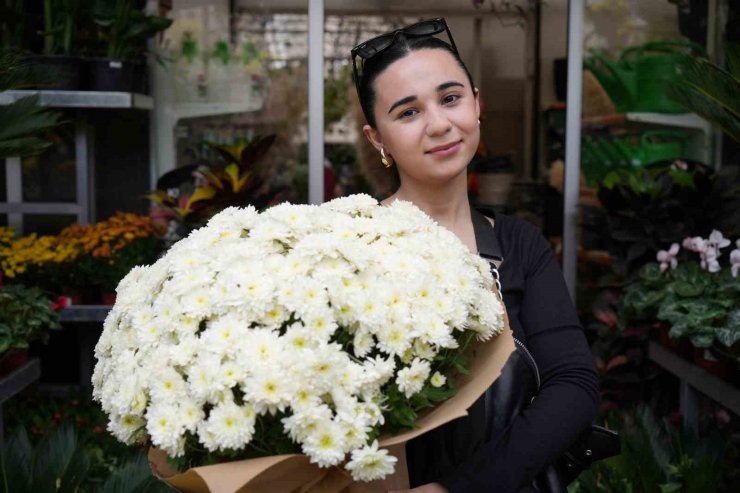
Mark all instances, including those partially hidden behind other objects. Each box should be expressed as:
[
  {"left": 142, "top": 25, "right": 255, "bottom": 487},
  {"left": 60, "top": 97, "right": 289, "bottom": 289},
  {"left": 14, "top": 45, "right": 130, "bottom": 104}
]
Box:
[
  {"left": 683, "top": 236, "right": 706, "bottom": 253},
  {"left": 731, "top": 246, "right": 740, "bottom": 278},
  {"left": 702, "top": 246, "right": 721, "bottom": 273},
  {"left": 656, "top": 243, "right": 680, "bottom": 273},
  {"left": 707, "top": 229, "right": 731, "bottom": 255}
]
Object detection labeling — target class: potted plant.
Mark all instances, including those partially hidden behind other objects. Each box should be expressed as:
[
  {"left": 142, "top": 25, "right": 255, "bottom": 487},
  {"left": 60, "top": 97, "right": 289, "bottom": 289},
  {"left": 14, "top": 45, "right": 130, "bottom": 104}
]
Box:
[
  {"left": 58, "top": 212, "right": 162, "bottom": 303},
  {"left": 0, "top": 283, "right": 62, "bottom": 375},
  {"left": 620, "top": 231, "right": 740, "bottom": 379},
  {"left": 90, "top": 0, "right": 172, "bottom": 92},
  {"left": 146, "top": 134, "right": 285, "bottom": 238},
  {"left": 28, "top": 0, "right": 86, "bottom": 89}
]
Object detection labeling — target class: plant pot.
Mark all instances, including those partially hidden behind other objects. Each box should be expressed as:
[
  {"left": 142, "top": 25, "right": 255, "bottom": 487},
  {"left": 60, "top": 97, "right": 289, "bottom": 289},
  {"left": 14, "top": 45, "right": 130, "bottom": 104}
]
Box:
[
  {"left": 28, "top": 55, "right": 82, "bottom": 90},
  {"left": 0, "top": 348, "right": 29, "bottom": 376},
  {"left": 693, "top": 347, "right": 729, "bottom": 380},
  {"left": 89, "top": 58, "right": 135, "bottom": 92}
]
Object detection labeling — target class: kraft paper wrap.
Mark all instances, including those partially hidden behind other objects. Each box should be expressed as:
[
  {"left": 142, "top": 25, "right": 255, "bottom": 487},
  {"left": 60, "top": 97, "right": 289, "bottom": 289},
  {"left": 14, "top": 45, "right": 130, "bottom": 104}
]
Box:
[{"left": 149, "top": 309, "right": 515, "bottom": 493}]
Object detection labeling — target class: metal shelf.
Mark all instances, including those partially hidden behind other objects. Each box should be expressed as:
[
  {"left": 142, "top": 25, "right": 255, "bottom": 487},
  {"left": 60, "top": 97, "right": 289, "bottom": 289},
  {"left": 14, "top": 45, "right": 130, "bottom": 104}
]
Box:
[
  {"left": 625, "top": 112, "right": 710, "bottom": 132},
  {"left": 648, "top": 342, "right": 740, "bottom": 424},
  {"left": 60, "top": 305, "right": 112, "bottom": 323},
  {"left": 0, "top": 358, "right": 41, "bottom": 405},
  {"left": 0, "top": 90, "right": 153, "bottom": 110}
]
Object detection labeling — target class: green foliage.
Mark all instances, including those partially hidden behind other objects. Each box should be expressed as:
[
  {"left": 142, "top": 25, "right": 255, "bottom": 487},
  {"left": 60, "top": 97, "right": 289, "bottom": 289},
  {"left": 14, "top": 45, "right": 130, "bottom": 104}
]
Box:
[
  {"left": 93, "top": 0, "right": 173, "bottom": 61},
  {"left": 324, "top": 65, "right": 352, "bottom": 129},
  {"left": 0, "top": 424, "right": 90, "bottom": 493},
  {"left": 571, "top": 407, "right": 725, "bottom": 493},
  {"left": 0, "top": 49, "right": 63, "bottom": 158},
  {"left": 619, "top": 261, "right": 740, "bottom": 354},
  {"left": 590, "top": 162, "right": 717, "bottom": 276},
  {"left": 147, "top": 135, "right": 283, "bottom": 231},
  {"left": 42, "top": 0, "right": 84, "bottom": 55},
  {"left": 94, "top": 453, "right": 173, "bottom": 493},
  {"left": 0, "top": 284, "right": 61, "bottom": 354},
  {"left": 668, "top": 43, "right": 740, "bottom": 144}
]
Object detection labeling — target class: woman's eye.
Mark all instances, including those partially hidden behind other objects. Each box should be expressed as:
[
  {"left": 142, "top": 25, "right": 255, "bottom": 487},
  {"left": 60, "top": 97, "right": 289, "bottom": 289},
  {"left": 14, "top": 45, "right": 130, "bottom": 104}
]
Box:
[
  {"left": 442, "top": 94, "right": 460, "bottom": 105},
  {"left": 399, "top": 108, "right": 417, "bottom": 119}
]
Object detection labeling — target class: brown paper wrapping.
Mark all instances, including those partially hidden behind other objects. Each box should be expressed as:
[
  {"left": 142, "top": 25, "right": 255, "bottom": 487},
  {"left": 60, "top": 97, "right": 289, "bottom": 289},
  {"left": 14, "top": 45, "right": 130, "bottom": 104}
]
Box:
[{"left": 149, "top": 324, "right": 515, "bottom": 493}]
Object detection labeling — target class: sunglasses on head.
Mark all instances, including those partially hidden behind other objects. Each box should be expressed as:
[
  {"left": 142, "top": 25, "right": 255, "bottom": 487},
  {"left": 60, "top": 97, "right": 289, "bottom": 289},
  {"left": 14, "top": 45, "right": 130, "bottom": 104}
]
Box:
[{"left": 350, "top": 18, "right": 458, "bottom": 93}]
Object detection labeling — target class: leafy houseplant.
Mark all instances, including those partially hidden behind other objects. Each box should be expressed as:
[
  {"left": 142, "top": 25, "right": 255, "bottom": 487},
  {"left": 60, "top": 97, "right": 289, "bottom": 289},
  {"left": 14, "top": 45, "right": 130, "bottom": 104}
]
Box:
[
  {"left": 0, "top": 284, "right": 61, "bottom": 371},
  {"left": 0, "top": 49, "right": 62, "bottom": 158},
  {"left": 619, "top": 232, "right": 740, "bottom": 366},
  {"left": 90, "top": 0, "right": 172, "bottom": 92},
  {"left": 585, "top": 161, "right": 718, "bottom": 276},
  {"left": 669, "top": 43, "right": 740, "bottom": 144},
  {"left": 147, "top": 134, "right": 286, "bottom": 237},
  {"left": 29, "top": 0, "right": 88, "bottom": 90},
  {"left": 0, "top": 421, "right": 171, "bottom": 493},
  {"left": 571, "top": 407, "right": 726, "bottom": 493}
]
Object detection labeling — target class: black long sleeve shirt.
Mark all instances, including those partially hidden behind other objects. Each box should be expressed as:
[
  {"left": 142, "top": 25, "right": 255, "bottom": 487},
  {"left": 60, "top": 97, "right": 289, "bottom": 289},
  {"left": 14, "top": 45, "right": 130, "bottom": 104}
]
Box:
[{"left": 405, "top": 209, "right": 600, "bottom": 493}]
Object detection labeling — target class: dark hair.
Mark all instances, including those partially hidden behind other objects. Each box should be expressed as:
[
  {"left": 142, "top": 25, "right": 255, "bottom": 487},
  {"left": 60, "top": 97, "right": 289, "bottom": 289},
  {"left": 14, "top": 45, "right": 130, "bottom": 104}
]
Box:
[{"left": 355, "top": 35, "right": 475, "bottom": 128}]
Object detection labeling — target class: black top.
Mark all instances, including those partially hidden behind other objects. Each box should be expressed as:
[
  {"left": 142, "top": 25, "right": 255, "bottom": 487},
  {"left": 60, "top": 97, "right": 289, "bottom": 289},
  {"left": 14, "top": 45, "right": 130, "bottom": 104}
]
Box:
[{"left": 405, "top": 209, "right": 600, "bottom": 493}]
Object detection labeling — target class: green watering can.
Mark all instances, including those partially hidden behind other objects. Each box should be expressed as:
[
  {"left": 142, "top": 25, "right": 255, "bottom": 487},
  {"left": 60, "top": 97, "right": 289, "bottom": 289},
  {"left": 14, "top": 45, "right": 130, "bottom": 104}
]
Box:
[
  {"left": 619, "top": 40, "right": 706, "bottom": 113},
  {"left": 639, "top": 129, "right": 688, "bottom": 164},
  {"left": 611, "top": 130, "right": 688, "bottom": 167},
  {"left": 584, "top": 49, "right": 637, "bottom": 113}
]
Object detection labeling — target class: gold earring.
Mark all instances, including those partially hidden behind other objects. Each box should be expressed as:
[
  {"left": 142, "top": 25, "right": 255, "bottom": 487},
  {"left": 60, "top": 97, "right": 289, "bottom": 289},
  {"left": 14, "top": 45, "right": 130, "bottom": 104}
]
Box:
[{"left": 380, "top": 148, "right": 393, "bottom": 168}]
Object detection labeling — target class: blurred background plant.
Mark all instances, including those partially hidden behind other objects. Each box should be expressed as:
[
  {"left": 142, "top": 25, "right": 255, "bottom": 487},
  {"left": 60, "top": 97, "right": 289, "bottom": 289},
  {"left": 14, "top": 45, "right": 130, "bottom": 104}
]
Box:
[
  {"left": 0, "top": 283, "right": 61, "bottom": 370},
  {"left": 570, "top": 406, "right": 727, "bottom": 493},
  {"left": 0, "top": 48, "right": 63, "bottom": 158}
]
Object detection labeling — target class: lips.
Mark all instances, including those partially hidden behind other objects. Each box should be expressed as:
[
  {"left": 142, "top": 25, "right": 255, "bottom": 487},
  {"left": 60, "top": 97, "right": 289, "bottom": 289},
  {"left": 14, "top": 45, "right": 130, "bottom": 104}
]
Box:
[{"left": 426, "top": 140, "right": 462, "bottom": 156}]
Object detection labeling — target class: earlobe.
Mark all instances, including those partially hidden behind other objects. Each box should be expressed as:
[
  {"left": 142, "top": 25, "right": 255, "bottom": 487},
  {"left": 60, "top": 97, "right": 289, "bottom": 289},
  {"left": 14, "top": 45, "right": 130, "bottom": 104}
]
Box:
[
  {"left": 474, "top": 88, "right": 481, "bottom": 120},
  {"left": 362, "top": 124, "right": 383, "bottom": 151}
]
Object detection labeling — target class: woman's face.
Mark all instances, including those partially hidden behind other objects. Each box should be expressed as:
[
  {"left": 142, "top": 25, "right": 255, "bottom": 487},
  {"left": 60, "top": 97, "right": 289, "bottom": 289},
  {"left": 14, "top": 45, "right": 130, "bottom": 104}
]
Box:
[{"left": 363, "top": 48, "right": 480, "bottom": 187}]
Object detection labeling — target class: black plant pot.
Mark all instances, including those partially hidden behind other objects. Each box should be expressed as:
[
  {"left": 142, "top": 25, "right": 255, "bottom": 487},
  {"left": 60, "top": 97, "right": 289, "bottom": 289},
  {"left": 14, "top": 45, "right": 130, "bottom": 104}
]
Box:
[
  {"left": 28, "top": 55, "right": 82, "bottom": 90},
  {"left": 89, "top": 58, "right": 135, "bottom": 92}
]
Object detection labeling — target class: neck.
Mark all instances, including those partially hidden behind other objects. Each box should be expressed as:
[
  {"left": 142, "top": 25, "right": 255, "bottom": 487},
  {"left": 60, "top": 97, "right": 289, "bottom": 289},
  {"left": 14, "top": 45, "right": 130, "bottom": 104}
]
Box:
[{"left": 390, "top": 173, "right": 471, "bottom": 229}]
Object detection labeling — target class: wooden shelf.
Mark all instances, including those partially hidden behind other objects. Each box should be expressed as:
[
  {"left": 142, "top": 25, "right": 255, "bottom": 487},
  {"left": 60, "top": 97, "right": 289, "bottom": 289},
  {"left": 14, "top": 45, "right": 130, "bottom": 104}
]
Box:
[{"left": 648, "top": 342, "right": 740, "bottom": 417}]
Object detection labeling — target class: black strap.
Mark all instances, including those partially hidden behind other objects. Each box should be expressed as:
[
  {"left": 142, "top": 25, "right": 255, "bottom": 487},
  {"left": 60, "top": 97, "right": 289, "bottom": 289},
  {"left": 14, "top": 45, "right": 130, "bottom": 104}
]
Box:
[{"left": 471, "top": 207, "right": 504, "bottom": 296}]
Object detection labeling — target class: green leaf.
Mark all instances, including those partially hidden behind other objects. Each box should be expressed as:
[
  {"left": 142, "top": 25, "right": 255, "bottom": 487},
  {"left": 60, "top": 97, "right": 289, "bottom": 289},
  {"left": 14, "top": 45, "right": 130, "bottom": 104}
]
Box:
[{"left": 95, "top": 453, "right": 158, "bottom": 493}]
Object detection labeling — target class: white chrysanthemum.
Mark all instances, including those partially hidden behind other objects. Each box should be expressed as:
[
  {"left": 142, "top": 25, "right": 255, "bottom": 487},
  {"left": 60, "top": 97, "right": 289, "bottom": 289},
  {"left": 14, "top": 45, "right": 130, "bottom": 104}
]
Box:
[
  {"left": 204, "top": 401, "right": 256, "bottom": 450},
  {"left": 302, "top": 419, "right": 347, "bottom": 467},
  {"left": 146, "top": 403, "right": 186, "bottom": 456},
  {"left": 396, "top": 358, "right": 432, "bottom": 398},
  {"left": 345, "top": 440, "right": 398, "bottom": 481},
  {"left": 93, "top": 196, "right": 507, "bottom": 482},
  {"left": 108, "top": 413, "right": 146, "bottom": 444},
  {"left": 430, "top": 371, "right": 447, "bottom": 388}
]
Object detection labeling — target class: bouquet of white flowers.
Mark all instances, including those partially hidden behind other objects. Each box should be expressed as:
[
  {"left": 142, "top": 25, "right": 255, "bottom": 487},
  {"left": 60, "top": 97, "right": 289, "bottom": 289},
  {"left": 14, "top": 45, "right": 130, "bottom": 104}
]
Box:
[{"left": 92, "top": 194, "right": 508, "bottom": 491}]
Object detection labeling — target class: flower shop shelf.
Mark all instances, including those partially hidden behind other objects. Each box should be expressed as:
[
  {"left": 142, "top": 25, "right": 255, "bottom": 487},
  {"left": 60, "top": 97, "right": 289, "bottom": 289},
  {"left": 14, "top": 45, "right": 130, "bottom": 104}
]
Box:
[
  {"left": 648, "top": 342, "right": 740, "bottom": 425},
  {"left": 0, "top": 90, "right": 153, "bottom": 110},
  {"left": 0, "top": 358, "right": 41, "bottom": 442},
  {"left": 60, "top": 305, "right": 112, "bottom": 323}
]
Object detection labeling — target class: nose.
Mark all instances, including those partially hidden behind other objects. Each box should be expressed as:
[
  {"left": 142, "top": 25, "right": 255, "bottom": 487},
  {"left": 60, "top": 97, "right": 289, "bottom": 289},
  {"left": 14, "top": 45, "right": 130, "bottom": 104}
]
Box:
[{"left": 425, "top": 106, "right": 452, "bottom": 137}]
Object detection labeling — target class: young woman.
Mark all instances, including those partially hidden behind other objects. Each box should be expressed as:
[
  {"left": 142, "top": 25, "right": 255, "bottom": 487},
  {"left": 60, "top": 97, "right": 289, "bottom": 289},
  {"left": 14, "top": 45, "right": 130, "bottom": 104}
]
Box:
[{"left": 351, "top": 19, "right": 600, "bottom": 493}]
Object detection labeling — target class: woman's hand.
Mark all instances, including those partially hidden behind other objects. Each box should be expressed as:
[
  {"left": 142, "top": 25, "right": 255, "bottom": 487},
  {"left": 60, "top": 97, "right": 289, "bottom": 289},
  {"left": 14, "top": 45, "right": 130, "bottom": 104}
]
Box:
[{"left": 389, "top": 483, "right": 448, "bottom": 493}]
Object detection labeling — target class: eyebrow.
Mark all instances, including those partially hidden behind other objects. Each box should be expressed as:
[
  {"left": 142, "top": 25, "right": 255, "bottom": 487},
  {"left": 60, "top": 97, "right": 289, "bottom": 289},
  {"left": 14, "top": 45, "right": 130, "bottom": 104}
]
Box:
[{"left": 387, "top": 80, "right": 465, "bottom": 114}]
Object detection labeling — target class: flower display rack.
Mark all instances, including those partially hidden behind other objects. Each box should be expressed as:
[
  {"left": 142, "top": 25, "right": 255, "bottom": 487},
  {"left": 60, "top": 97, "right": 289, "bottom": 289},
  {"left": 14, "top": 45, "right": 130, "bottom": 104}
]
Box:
[
  {"left": 0, "top": 358, "right": 41, "bottom": 443},
  {"left": 648, "top": 342, "right": 740, "bottom": 429}
]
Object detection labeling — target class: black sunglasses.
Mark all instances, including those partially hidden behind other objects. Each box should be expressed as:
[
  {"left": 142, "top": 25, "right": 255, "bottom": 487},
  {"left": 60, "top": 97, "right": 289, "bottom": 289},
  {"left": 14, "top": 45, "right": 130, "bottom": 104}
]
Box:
[{"left": 350, "top": 18, "right": 458, "bottom": 93}]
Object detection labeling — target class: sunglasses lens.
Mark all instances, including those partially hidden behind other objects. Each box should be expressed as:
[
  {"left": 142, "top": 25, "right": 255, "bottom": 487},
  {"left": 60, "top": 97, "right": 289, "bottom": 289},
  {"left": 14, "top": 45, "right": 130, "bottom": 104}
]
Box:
[
  {"left": 356, "top": 35, "right": 394, "bottom": 59},
  {"left": 404, "top": 20, "right": 444, "bottom": 36}
]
